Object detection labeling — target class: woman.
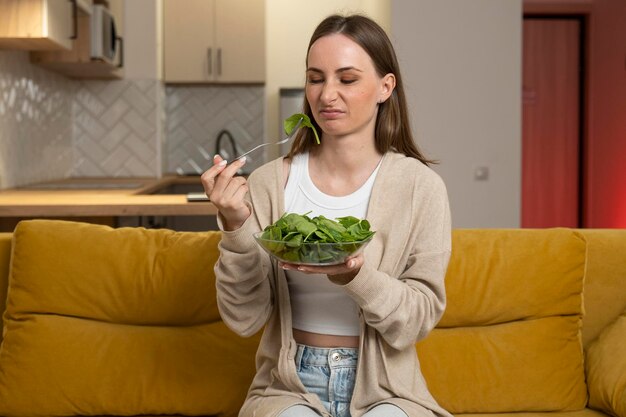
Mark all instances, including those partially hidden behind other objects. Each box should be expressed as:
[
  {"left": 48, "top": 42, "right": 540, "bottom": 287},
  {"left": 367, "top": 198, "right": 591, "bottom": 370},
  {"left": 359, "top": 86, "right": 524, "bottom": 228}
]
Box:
[{"left": 201, "top": 14, "right": 452, "bottom": 417}]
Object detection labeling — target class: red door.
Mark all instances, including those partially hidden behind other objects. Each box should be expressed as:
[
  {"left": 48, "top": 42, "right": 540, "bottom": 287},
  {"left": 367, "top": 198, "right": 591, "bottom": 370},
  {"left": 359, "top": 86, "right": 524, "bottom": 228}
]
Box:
[{"left": 522, "top": 18, "right": 582, "bottom": 228}]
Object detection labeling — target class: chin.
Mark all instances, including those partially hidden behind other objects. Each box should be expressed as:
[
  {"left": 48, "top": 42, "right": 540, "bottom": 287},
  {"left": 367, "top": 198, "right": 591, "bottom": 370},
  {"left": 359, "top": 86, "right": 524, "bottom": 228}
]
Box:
[{"left": 318, "top": 119, "right": 347, "bottom": 133}]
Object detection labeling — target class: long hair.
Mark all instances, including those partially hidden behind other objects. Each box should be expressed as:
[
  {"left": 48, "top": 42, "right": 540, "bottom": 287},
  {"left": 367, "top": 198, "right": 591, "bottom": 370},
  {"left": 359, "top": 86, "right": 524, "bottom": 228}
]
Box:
[{"left": 287, "top": 14, "right": 434, "bottom": 165}]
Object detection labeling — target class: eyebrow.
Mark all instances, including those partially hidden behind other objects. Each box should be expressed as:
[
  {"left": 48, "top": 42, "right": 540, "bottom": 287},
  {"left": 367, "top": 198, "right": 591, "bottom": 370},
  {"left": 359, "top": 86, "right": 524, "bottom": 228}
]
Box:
[{"left": 306, "top": 66, "right": 364, "bottom": 73}]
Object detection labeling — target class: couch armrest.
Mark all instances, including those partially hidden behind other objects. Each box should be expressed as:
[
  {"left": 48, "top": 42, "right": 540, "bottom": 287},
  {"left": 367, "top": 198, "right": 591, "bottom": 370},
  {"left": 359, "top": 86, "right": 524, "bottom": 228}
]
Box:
[
  {"left": 585, "top": 309, "right": 626, "bottom": 417},
  {"left": 0, "top": 233, "right": 13, "bottom": 344}
]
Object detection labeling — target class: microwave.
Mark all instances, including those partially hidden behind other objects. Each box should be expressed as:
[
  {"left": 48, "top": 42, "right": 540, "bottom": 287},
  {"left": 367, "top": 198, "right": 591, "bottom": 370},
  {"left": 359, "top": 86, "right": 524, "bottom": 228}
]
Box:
[{"left": 90, "top": 4, "right": 122, "bottom": 66}]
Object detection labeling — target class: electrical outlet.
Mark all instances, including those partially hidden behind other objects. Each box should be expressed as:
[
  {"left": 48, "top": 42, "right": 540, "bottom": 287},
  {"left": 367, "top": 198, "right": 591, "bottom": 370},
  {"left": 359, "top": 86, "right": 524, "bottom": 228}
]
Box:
[{"left": 474, "top": 166, "right": 490, "bottom": 181}]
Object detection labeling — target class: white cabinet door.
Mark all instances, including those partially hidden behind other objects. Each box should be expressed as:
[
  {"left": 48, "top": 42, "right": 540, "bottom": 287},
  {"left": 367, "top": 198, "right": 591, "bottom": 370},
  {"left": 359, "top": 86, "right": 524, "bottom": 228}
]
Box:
[
  {"left": 213, "top": 0, "right": 265, "bottom": 83},
  {"left": 163, "top": 0, "right": 264, "bottom": 83},
  {"left": 163, "top": 0, "right": 215, "bottom": 82}
]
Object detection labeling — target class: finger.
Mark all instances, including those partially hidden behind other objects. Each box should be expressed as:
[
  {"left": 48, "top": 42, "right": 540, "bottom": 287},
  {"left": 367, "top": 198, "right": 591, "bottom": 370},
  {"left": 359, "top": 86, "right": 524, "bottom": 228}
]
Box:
[
  {"left": 222, "top": 155, "right": 247, "bottom": 177},
  {"left": 213, "top": 157, "right": 248, "bottom": 195},
  {"left": 345, "top": 254, "right": 364, "bottom": 269},
  {"left": 295, "top": 264, "right": 346, "bottom": 275},
  {"left": 305, "top": 254, "right": 363, "bottom": 274},
  {"left": 278, "top": 261, "right": 297, "bottom": 270},
  {"left": 200, "top": 155, "right": 228, "bottom": 192},
  {"left": 229, "top": 180, "right": 249, "bottom": 202},
  {"left": 215, "top": 178, "right": 248, "bottom": 210},
  {"left": 280, "top": 254, "right": 364, "bottom": 274},
  {"left": 213, "top": 154, "right": 225, "bottom": 165}
]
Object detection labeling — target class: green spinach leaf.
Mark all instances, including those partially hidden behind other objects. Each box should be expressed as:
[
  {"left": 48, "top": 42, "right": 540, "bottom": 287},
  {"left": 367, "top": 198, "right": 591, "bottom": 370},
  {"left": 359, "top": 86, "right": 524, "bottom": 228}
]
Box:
[{"left": 284, "top": 113, "right": 321, "bottom": 145}]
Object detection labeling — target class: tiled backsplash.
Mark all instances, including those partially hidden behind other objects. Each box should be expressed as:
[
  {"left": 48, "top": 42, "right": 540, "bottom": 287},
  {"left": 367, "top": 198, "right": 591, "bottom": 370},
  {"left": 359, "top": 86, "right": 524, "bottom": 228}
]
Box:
[
  {"left": 166, "top": 85, "right": 265, "bottom": 175},
  {"left": 73, "top": 79, "right": 164, "bottom": 177},
  {"left": 0, "top": 51, "right": 74, "bottom": 189},
  {"left": 0, "top": 50, "right": 265, "bottom": 188}
]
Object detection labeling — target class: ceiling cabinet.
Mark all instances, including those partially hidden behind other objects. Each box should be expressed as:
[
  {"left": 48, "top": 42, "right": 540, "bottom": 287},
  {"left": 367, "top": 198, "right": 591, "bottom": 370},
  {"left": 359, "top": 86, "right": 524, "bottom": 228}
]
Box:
[
  {"left": 0, "top": 0, "right": 75, "bottom": 50},
  {"left": 163, "top": 0, "right": 265, "bottom": 83},
  {"left": 29, "top": 0, "right": 124, "bottom": 79}
]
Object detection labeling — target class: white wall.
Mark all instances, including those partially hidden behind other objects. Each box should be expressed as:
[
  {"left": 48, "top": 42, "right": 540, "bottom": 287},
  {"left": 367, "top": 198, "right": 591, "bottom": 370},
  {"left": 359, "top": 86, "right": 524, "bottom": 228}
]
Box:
[
  {"left": 122, "top": 0, "right": 161, "bottom": 80},
  {"left": 392, "top": 0, "right": 522, "bottom": 228},
  {"left": 264, "top": 0, "right": 391, "bottom": 160}
]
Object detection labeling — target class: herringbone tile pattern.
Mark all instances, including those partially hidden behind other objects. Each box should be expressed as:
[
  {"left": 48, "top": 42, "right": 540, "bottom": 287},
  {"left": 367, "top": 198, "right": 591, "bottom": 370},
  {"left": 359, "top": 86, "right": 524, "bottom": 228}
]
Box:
[
  {"left": 0, "top": 51, "right": 74, "bottom": 189},
  {"left": 73, "top": 79, "right": 164, "bottom": 177},
  {"left": 0, "top": 50, "right": 266, "bottom": 187},
  {"left": 165, "top": 85, "right": 265, "bottom": 174}
]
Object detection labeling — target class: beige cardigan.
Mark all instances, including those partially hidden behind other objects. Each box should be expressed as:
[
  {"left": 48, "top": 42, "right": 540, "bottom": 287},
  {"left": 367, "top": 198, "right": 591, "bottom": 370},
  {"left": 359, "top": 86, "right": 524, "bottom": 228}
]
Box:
[{"left": 215, "top": 151, "right": 452, "bottom": 417}]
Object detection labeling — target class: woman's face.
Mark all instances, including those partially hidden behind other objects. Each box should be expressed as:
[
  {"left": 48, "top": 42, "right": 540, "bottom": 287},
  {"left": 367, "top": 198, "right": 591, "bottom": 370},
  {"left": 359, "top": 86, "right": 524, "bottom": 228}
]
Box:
[{"left": 305, "top": 33, "right": 394, "bottom": 140}]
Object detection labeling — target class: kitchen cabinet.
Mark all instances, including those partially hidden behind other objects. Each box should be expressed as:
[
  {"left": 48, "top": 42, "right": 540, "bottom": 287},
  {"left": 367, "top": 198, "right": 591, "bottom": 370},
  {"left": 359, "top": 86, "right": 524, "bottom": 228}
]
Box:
[
  {"left": 0, "top": 0, "right": 75, "bottom": 50},
  {"left": 163, "top": 0, "right": 265, "bottom": 83},
  {"left": 29, "top": 0, "right": 124, "bottom": 79}
]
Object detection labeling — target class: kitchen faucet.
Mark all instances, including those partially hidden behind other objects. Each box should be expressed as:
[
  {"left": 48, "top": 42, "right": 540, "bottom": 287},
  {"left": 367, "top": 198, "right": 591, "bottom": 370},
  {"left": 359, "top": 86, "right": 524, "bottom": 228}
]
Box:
[
  {"left": 215, "top": 129, "right": 238, "bottom": 160},
  {"left": 214, "top": 129, "right": 246, "bottom": 175}
]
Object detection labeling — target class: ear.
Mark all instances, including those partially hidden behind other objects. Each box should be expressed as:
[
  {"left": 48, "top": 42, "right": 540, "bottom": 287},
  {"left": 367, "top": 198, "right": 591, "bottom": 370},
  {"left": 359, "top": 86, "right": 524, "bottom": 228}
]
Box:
[{"left": 378, "top": 73, "right": 396, "bottom": 103}]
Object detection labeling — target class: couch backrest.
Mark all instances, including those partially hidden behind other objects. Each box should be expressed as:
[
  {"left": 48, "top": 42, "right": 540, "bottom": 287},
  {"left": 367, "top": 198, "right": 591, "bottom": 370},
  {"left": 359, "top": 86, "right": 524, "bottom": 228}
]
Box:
[
  {"left": 577, "top": 229, "right": 626, "bottom": 347},
  {"left": 416, "top": 228, "right": 588, "bottom": 413},
  {"left": 2, "top": 227, "right": 625, "bottom": 333},
  {"left": 1, "top": 227, "right": 625, "bottom": 346},
  {"left": 0, "top": 232, "right": 12, "bottom": 345}
]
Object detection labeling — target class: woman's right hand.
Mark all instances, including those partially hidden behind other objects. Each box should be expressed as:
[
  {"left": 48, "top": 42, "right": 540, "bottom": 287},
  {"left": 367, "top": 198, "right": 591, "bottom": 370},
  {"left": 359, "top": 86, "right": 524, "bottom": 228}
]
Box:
[{"left": 200, "top": 155, "right": 251, "bottom": 231}]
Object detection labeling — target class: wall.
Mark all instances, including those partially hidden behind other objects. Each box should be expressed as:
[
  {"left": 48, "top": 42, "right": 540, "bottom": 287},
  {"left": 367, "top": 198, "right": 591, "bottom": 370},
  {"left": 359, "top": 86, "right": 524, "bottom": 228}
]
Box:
[
  {"left": 72, "top": 0, "right": 163, "bottom": 178},
  {"left": 0, "top": 0, "right": 266, "bottom": 185},
  {"left": 160, "top": 0, "right": 266, "bottom": 175},
  {"left": 392, "top": 0, "right": 522, "bottom": 228},
  {"left": 264, "top": 0, "right": 391, "bottom": 161},
  {"left": 0, "top": 1, "right": 164, "bottom": 185},
  {"left": 83, "top": 0, "right": 267, "bottom": 177},
  {"left": 72, "top": 78, "right": 163, "bottom": 177},
  {"left": 165, "top": 85, "right": 264, "bottom": 175},
  {"left": 0, "top": 51, "right": 74, "bottom": 188},
  {"left": 584, "top": 0, "right": 626, "bottom": 228}
]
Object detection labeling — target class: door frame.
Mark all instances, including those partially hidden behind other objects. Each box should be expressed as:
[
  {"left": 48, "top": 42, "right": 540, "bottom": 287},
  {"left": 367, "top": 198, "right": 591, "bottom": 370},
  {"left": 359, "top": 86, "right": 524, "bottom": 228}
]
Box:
[{"left": 522, "top": 0, "right": 590, "bottom": 227}]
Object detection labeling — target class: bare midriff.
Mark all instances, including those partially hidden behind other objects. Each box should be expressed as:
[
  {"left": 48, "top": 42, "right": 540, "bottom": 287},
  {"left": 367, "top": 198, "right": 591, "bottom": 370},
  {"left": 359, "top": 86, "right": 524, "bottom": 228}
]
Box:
[{"left": 292, "top": 328, "right": 360, "bottom": 348}]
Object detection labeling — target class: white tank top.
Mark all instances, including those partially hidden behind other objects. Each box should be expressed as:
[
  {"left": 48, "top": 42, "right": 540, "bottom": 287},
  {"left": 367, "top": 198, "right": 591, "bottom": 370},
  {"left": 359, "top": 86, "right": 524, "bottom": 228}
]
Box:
[{"left": 284, "top": 152, "right": 380, "bottom": 336}]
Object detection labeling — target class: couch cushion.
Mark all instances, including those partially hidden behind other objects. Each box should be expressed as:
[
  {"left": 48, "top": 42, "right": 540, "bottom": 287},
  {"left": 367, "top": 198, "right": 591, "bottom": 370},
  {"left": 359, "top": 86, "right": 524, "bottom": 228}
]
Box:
[
  {"left": 417, "top": 228, "right": 587, "bottom": 413},
  {"left": 577, "top": 229, "right": 626, "bottom": 347},
  {"left": 0, "top": 220, "right": 260, "bottom": 416},
  {"left": 457, "top": 409, "right": 609, "bottom": 417},
  {"left": 586, "top": 306, "right": 626, "bottom": 417},
  {"left": 0, "top": 233, "right": 12, "bottom": 345}
]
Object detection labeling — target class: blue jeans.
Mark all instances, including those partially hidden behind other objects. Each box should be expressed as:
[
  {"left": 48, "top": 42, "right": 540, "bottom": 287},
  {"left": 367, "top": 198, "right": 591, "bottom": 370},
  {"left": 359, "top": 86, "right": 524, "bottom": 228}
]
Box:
[{"left": 282, "top": 344, "right": 408, "bottom": 417}]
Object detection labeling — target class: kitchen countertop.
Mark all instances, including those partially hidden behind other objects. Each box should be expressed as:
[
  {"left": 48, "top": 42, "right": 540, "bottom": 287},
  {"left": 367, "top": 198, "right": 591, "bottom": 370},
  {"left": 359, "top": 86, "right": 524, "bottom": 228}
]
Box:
[{"left": 0, "top": 176, "right": 217, "bottom": 217}]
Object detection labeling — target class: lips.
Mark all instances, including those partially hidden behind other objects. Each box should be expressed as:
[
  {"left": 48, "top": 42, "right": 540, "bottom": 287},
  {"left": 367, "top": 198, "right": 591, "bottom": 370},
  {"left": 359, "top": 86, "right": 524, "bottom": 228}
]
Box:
[{"left": 319, "top": 108, "right": 344, "bottom": 119}]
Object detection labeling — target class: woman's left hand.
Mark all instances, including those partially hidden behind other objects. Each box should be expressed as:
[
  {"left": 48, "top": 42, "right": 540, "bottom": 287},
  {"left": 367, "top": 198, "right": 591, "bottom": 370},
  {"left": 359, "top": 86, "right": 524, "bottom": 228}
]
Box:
[{"left": 278, "top": 254, "right": 365, "bottom": 285}]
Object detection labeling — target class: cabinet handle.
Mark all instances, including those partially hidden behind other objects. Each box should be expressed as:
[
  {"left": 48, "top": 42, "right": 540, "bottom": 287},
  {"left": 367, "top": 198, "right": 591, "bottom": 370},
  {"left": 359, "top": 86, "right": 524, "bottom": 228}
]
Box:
[
  {"left": 217, "top": 48, "right": 222, "bottom": 76},
  {"left": 70, "top": 0, "right": 78, "bottom": 39},
  {"left": 207, "top": 48, "right": 212, "bottom": 76},
  {"left": 116, "top": 36, "right": 124, "bottom": 68}
]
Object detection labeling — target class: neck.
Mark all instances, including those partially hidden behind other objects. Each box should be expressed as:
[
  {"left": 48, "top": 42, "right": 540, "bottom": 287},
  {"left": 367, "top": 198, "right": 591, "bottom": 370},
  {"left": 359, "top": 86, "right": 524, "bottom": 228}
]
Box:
[
  {"left": 306, "top": 136, "right": 382, "bottom": 197},
  {"left": 312, "top": 135, "right": 381, "bottom": 175}
]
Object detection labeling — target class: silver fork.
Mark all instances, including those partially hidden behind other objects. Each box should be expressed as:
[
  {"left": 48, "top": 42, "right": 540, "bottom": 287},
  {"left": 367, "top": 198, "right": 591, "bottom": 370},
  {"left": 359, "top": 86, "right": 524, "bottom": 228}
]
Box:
[{"left": 230, "top": 117, "right": 303, "bottom": 163}]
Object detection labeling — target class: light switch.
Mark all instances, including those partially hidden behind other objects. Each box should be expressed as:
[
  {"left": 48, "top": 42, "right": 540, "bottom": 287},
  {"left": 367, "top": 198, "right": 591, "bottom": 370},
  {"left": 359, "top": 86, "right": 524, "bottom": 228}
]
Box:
[{"left": 474, "top": 166, "right": 489, "bottom": 181}]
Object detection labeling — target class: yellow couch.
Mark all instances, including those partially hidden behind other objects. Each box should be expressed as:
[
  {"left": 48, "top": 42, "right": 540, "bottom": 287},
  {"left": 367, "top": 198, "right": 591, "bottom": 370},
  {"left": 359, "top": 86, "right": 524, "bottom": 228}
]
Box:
[{"left": 0, "top": 220, "right": 624, "bottom": 417}]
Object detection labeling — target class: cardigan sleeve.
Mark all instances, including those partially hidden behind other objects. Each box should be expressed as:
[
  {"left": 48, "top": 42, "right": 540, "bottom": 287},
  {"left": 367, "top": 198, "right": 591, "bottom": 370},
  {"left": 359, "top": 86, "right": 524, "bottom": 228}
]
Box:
[
  {"left": 214, "top": 207, "right": 274, "bottom": 338},
  {"left": 213, "top": 161, "right": 280, "bottom": 339},
  {"left": 342, "top": 172, "right": 452, "bottom": 350}
]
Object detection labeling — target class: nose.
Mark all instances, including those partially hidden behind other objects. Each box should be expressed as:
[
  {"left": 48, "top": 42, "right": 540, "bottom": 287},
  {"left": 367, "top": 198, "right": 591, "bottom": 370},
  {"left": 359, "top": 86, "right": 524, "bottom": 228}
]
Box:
[{"left": 320, "top": 81, "right": 338, "bottom": 104}]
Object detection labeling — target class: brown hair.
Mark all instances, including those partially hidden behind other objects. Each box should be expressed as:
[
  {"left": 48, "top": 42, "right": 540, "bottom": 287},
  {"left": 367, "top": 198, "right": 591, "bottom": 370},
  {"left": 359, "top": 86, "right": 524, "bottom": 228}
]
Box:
[{"left": 287, "top": 14, "right": 434, "bottom": 165}]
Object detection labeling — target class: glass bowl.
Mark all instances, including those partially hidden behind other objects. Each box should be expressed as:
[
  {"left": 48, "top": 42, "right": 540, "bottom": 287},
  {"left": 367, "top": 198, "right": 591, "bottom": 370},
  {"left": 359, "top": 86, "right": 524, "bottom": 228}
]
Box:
[{"left": 253, "top": 232, "right": 373, "bottom": 266}]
